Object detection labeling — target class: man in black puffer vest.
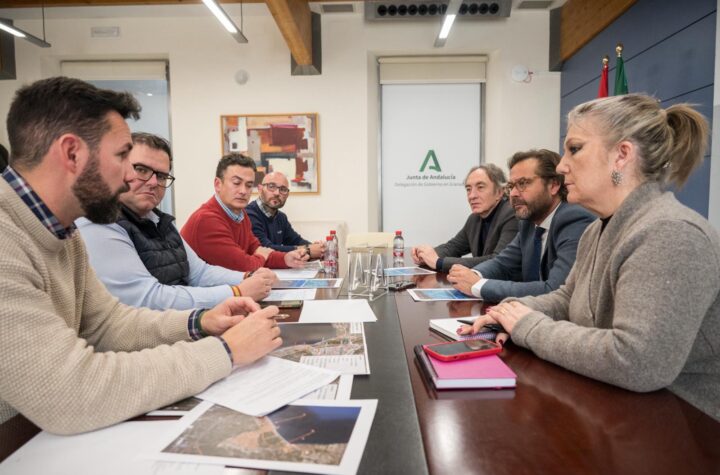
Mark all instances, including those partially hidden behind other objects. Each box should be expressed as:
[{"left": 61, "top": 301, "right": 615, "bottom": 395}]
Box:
[
  {"left": 117, "top": 203, "right": 190, "bottom": 286},
  {"left": 78, "top": 133, "right": 276, "bottom": 310}
]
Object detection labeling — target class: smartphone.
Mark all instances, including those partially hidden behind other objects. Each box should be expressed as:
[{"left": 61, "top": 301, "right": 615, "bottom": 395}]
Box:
[
  {"left": 423, "top": 339, "right": 501, "bottom": 362},
  {"left": 260, "top": 300, "right": 304, "bottom": 309},
  {"left": 388, "top": 280, "right": 416, "bottom": 291}
]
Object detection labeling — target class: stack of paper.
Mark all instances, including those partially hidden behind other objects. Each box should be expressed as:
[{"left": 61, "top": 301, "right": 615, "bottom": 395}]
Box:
[{"left": 195, "top": 356, "right": 339, "bottom": 416}]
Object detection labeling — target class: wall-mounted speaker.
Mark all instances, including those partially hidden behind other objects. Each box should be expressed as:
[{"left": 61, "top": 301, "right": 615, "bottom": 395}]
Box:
[{"left": 365, "top": 1, "right": 511, "bottom": 21}]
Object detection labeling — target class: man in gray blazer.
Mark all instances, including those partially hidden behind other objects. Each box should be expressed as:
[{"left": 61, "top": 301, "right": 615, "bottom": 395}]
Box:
[
  {"left": 449, "top": 149, "right": 595, "bottom": 302},
  {"left": 412, "top": 164, "right": 519, "bottom": 273}
]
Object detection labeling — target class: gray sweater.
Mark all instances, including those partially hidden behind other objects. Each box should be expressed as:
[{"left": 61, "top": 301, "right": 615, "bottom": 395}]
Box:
[{"left": 511, "top": 182, "right": 720, "bottom": 420}]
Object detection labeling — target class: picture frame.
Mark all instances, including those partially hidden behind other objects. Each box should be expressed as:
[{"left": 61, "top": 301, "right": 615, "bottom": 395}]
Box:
[{"left": 221, "top": 113, "right": 320, "bottom": 194}]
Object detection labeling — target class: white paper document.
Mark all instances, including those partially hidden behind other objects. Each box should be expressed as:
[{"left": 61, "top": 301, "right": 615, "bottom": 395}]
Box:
[
  {"left": 299, "top": 299, "right": 378, "bottom": 323},
  {"left": 273, "top": 268, "right": 321, "bottom": 279},
  {"left": 196, "top": 356, "right": 339, "bottom": 416},
  {"left": 263, "top": 288, "right": 317, "bottom": 301},
  {"left": 301, "top": 355, "right": 369, "bottom": 375},
  {"left": 304, "top": 374, "right": 354, "bottom": 400},
  {"left": 274, "top": 278, "right": 343, "bottom": 289},
  {"left": 272, "top": 322, "right": 370, "bottom": 375},
  {"left": 0, "top": 420, "right": 224, "bottom": 475},
  {"left": 154, "top": 399, "right": 378, "bottom": 475}
]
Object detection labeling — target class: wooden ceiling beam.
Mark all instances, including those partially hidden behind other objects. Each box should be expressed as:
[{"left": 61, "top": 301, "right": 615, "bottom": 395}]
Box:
[
  {"left": 558, "top": 0, "right": 638, "bottom": 63},
  {"left": 264, "top": 0, "right": 312, "bottom": 66}
]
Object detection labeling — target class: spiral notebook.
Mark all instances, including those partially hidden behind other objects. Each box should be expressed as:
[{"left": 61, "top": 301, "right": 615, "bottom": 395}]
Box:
[{"left": 429, "top": 317, "right": 498, "bottom": 342}]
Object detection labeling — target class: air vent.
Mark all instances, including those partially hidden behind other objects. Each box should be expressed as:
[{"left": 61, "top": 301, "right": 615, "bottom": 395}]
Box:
[
  {"left": 321, "top": 3, "right": 355, "bottom": 14},
  {"left": 365, "top": 1, "right": 511, "bottom": 21},
  {"left": 516, "top": 1, "right": 553, "bottom": 8}
]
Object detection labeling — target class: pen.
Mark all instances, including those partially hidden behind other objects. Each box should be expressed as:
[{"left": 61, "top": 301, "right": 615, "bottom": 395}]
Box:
[
  {"left": 457, "top": 318, "right": 477, "bottom": 325},
  {"left": 456, "top": 319, "right": 504, "bottom": 332}
]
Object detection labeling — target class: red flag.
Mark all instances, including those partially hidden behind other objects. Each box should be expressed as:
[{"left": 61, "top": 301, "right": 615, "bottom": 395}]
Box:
[{"left": 598, "top": 55, "right": 609, "bottom": 98}]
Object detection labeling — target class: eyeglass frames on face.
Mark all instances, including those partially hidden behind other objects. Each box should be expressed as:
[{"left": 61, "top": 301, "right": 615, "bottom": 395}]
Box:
[
  {"left": 262, "top": 182, "right": 290, "bottom": 195},
  {"left": 505, "top": 176, "right": 538, "bottom": 193},
  {"left": 133, "top": 164, "right": 175, "bottom": 188}
]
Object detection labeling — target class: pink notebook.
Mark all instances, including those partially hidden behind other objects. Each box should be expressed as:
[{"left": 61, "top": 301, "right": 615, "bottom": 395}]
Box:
[{"left": 416, "top": 345, "right": 516, "bottom": 389}]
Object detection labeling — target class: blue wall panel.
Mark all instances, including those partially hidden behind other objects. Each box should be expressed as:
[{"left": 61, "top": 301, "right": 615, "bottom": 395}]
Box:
[{"left": 559, "top": 0, "right": 716, "bottom": 217}]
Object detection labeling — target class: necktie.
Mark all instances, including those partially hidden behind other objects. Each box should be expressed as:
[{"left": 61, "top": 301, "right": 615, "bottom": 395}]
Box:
[{"left": 527, "top": 226, "right": 545, "bottom": 280}]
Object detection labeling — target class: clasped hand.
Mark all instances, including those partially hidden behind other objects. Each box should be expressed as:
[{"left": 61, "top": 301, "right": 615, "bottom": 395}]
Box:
[
  {"left": 411, "top": 245, "right": 439, "bottom": 269},
  {"left": 447, "top": 264, "right": 480, "bottom": 296},
  {"left": 457, "top": 301, "right": 534, "bottom": 346},
  {"left": 199, "top": 296, "right": 283, "bottom": 366}
]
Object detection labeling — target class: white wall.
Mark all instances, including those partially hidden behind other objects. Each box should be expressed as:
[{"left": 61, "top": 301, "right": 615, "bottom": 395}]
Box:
[{"left": 0, "top": 4, "right": 560, "bottom": 239}]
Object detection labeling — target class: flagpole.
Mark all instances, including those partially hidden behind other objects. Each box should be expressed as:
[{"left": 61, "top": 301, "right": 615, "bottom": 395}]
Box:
[
  {"left": 598, "top": 55, "right": 609, "bottom": 98},
  {"left": 614, "top": 43, "right": 628, "bottom": 95}
]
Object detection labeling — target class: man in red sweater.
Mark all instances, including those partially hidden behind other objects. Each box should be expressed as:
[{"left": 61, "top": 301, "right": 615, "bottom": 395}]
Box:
[{"left": 182, "top": 154, "right": 308, "bottom": 272}]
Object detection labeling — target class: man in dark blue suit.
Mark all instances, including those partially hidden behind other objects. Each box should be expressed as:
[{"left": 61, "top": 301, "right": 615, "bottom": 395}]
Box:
[{"left": 449, "top": 149, "right": 595, "bottom": 302}]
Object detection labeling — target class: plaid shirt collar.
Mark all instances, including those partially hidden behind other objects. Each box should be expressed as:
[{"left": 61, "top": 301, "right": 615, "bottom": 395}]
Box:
[
  {"left": 2, "top": 165, "right": 76, "bottom": 240},
  {"left": 256, "top": 198, "right": 276, "bottom": 218},
  {"left": 214, "top": 193, "right": 244, "bottom": 223}
]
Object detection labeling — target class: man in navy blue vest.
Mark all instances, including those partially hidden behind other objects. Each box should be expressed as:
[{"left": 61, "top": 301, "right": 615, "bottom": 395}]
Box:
[
  {"left": 78, "top": 133, "right": 276, "bottom": 310},
  {"left": 448, "top": 149, "right": 595, "bottom": 302},
  {"left": 246, "top": 171, "right": 325, "bottom": 259}
]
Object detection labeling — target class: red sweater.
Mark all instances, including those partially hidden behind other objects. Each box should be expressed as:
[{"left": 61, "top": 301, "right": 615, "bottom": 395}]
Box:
[{"left": 181, "top": 196, "right": 288, "bottom": 271}]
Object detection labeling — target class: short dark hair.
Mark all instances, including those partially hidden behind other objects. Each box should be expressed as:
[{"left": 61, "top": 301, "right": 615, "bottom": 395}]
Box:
[
  {"left": 216, "top": 153, "right": 256, "bottom": 179},
  {"left": 465, "top": 164, "right": 507, "bottom": 192},
  {"left": 508, "top": 149, "right": 567, "bottom": 200},
  {"left": 6, "top": 77, "right": 140, "bottom": 171},
  {"left": 131, "top": 132, "right": 173, "bottom": 168}
]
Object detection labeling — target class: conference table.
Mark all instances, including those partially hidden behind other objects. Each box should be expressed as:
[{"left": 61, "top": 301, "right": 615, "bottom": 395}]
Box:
[{"left": 2, "top": 258, "right": 720, "bottom": 475}]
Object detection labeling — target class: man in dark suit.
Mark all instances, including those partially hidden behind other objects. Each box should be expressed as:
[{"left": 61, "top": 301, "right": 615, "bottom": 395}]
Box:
[
  {"left": 449, "top": 149, "right": 595, "bottom": 302},
  {"left": 411, "top": 164, "right": 519, "bottom": 273}
]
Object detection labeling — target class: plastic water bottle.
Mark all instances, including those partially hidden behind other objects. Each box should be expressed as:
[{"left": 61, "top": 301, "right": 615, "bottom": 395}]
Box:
[
  {"left": 393, "top": 230, "right": 404, "bottom": 265},
  {"left": 324, "top": 236, "right": 337, "bottom": 275},
  {"left": 329, "top": 230, "right": 339, "bottom": 261}
]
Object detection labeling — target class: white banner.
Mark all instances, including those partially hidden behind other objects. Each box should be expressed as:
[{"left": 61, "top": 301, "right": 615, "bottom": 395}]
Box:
[{"left": 381, "top": 83, "right": 482, "bottom": 247}]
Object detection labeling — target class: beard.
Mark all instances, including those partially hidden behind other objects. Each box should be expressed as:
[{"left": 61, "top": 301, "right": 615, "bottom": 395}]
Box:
[
  {"left": 72, "top": 153, "right": 129, "bottom": 224},
  {"left": 511, "top": 193, "right": 554, "bottom": 222},
  {"left": 263, "top": 195, "right": 286, "bottom": 211}
]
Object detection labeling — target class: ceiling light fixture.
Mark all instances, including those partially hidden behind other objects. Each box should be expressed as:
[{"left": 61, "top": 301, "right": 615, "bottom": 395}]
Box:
[
  {"left": 0, "top": 5, "right": 51, "bottom": 48},
  {"left": 201, "top": 0, "right": 248, "bottom": 44},
  {"left": 434, "top": 0, "right": 463, "bottom": 48}
]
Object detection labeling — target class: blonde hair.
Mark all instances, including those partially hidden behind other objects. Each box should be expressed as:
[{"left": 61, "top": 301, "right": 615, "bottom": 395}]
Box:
[{"left": 567, "top": 94, "right": 709, "bottom": 188}]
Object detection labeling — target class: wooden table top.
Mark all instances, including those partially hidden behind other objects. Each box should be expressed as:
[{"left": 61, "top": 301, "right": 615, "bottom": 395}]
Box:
[{"left": 393, "top": 270, "right": 720, "bottom": 475}]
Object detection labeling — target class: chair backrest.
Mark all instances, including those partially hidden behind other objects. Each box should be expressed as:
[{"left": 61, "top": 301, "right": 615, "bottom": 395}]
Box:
[
  {"left": 345, "top": 232, "right": 395, "bottom": 249},
  {"left": 0, "top": 144, "right": 8, "bottom": 171}
]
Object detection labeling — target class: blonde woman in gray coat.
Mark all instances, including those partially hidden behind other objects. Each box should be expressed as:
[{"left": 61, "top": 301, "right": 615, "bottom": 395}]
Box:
[{"left": 463, "top": 94, "right": 719, "bottom": 420}]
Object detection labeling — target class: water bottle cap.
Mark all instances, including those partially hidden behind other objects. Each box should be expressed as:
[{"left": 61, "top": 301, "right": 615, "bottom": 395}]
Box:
[
  {"left": 326, "top": 236, "right": 332, "bottom": 241},
  {"left": 330, "top": 230, "right": 336, "bottom": 234},
  {"left": 395, "top": 230, "right": 402, "bottom": 235}
]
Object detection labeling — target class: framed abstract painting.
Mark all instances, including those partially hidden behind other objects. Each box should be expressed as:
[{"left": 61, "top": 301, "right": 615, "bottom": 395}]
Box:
[{"left": 221, "top": 113, "right": 319, "bottom": 194}]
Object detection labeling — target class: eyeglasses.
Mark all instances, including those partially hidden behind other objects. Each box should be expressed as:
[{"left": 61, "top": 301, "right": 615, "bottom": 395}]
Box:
[
  {"left": 262, "top": 182, "right": 290, "bottom": 195},
  {"left": 133, "top": 164, "right": 175, "bottom": 188},
  {"left": 505, "top": 176, "right": 538, "bottom": 193}
]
